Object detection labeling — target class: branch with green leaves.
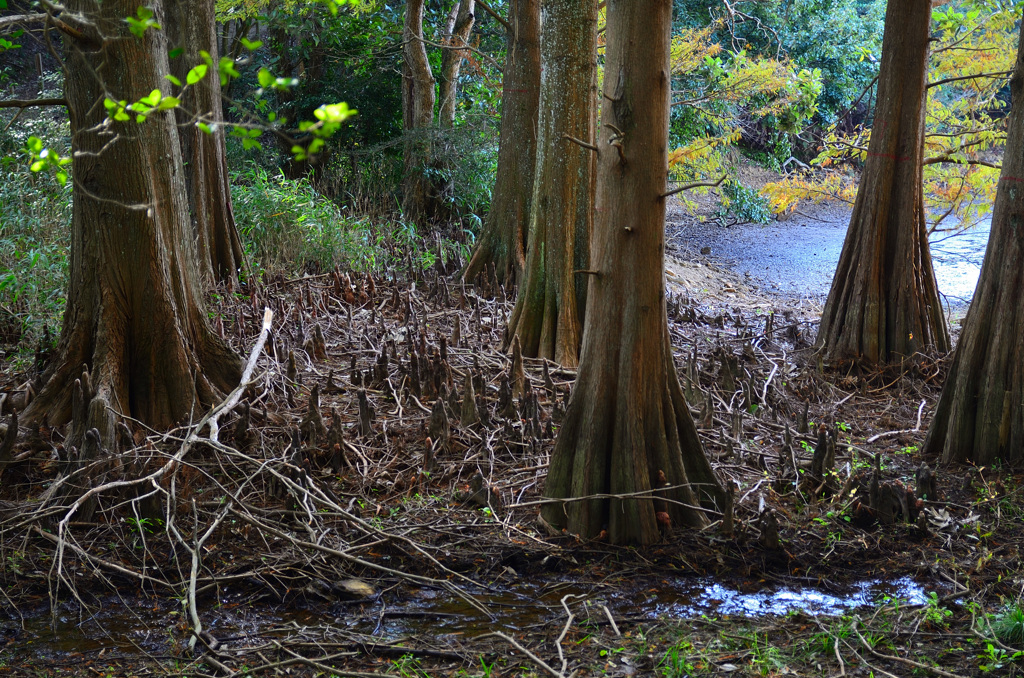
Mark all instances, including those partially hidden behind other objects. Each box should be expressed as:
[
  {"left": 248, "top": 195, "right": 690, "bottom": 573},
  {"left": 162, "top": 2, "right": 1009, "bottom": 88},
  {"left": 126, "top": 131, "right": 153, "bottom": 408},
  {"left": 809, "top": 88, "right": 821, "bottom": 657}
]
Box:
[{"left": 12, "top": 4, "right": 358, "bottom": 184}]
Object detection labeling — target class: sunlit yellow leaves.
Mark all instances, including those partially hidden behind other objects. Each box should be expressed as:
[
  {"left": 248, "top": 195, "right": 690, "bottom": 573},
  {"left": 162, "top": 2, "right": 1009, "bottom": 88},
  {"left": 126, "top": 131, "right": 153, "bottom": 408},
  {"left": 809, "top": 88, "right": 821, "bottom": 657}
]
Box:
[
  {"left": 668, "top": 25, "right": 822, "bottom": 201},
  {"left": 763, "top": 173, "right": 858, "bottom": 215}
]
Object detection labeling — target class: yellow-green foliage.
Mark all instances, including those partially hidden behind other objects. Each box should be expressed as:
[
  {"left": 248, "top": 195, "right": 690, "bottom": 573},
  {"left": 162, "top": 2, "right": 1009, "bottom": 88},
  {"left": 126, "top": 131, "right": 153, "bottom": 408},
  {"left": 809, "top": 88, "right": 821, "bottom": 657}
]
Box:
[
  {"left": 668, "top": 23, "right": 822, "bottom": 209},
  {"left": 766, "top": 5, "right": 1015, "bottom": 229}
]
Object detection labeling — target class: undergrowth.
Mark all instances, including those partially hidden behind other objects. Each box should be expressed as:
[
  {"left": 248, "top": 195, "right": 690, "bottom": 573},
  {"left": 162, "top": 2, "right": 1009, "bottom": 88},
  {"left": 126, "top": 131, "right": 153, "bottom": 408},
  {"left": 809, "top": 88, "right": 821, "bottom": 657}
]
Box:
[
  {"left": 231, "top": 163, "right": 418, "bottom": 277},
  {"left": 0, "top": 101, "right": 71, "bottom": 362}
]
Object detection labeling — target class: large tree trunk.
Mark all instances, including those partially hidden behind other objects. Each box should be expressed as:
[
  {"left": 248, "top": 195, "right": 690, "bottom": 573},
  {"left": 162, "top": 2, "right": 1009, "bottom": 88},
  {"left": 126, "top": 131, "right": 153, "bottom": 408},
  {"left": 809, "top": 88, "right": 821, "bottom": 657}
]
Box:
[
  {"left": 924, "top": 18, "right": 1024, "bottom": 465},
  {"left": 814, "top": 0, "right": 949, "bottom": 365},
  {"left": 402, "top": 0, "right": 437, "bottom": 226},
  {"left": 438, "top": 0, "right": 475, "bottom": 128},
  {"left": 23, "top": 0, "right": 242, "bottom": 431},
  {"left": 463, "top": 0, "right": 541, "bottom": 286},
  {"left": 504, "top": 0, "right": 596, "bottom": 367},
  {"left": 541, "top": 0, "right": 723, "bottom": 546},
  {"left": 166, "top": 0, "right": 245, "bottom": 287}
]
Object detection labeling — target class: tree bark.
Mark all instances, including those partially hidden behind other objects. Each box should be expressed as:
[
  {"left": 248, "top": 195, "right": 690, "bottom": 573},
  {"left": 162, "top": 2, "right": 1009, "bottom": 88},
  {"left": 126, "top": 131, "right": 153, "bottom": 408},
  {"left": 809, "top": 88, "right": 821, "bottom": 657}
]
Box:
[
  {"left": 924, "top": 17, "right": 1024, "bottom": 465},
  {"left": 463, "top": 0, "right": 540, "bottom": 286},
  {"left": 167, "top": 0, "right": 245, "bottom": 287},
  {"left": 23, "top": 0, "right": 242, "bottom": 431},
  {"left": 814, "top": 0, "right": 949, "bottom": 365},
  {"left": 438, "top": 0, "right": 475, "bottom": 128},
  {"left": 402, "top": 0, "right": 437, "bottom": 226},
  {"left": 541, "top": 0, "right": 723, "bottom": 546},
  {"left": 504, "top": 0, "right": 596, "bottom": 367}
]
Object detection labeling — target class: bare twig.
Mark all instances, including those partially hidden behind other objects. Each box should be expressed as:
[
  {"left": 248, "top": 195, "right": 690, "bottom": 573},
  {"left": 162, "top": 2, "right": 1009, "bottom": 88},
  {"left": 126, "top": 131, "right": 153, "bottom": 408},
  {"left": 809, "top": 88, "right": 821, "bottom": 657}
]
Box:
[
  {"left": 661, "top": 175, "right": 727, "bottom": 199},
  {"left": 0, "top": 13, "right": 47, "bottom": 31},
  {"left": 482, "top": 632, "right": 566, "bottom": 678},
  {"left": 562, "top": 134, "right": 598, "bottom": 153},
  {"left": 0, "top": 97, "right": 68, "bottom": 109},
  {"left": 866, "top": 399, "right": 927, "bottom": 443}
]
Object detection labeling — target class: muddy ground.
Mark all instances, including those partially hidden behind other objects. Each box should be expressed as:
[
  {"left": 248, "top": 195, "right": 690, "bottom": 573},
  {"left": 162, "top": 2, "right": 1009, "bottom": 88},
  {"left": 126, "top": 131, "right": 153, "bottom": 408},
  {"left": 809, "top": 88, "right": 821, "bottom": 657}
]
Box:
[{"left": 0, "top": 201, "right": 1021, "bottom": 678}]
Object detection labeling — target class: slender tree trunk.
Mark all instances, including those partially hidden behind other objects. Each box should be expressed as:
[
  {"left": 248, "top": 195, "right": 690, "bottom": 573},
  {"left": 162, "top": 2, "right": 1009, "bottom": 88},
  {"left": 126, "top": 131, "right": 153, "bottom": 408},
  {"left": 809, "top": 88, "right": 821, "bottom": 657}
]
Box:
[
  {"left": 167, "top": 0, "right": 245, "bottom": 287},
  {"left": 464, "top": 0, "right": 540, "bottom": 286},
  {"left": 924, "top": 18, "right": 1024, "bottom": 465},
  {"left": 438, "top": 0, "right": 475, "bottom": 128},
  {"left": 504, "top": 0, "right": 596, "bottom": 367},
  {"left": 815, "top": 0, "right": 949, "bottom": 364},
  {"left": 402, "top": 0, "right": 437, "bottom": 225},
  {"left": 24, "top": 0, "right": 242, "bottom": 431},
  {"left": 541, "top": 0, "right": 723, "bottom": 546}
]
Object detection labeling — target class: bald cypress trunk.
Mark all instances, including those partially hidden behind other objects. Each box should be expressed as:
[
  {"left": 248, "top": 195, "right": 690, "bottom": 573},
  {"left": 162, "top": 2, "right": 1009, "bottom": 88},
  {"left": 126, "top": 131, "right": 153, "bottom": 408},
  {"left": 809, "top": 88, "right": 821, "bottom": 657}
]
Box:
[
  {"left": 24, "top": 0, "right": 241, "bottom": 431},
  {"left": 463, "top": 0, "right": 540, "bottom": 286},
  {"left": 924, "top": 16, "right": 1024, "bottom": 465},
  {"left": 815, "top": 0, "right": 949, "bottom": 364},
  {"left": 402, "top": 0, "right": 437, "bottom": 226},
  {"left": 167, "top": 0, "right": 245, "bottom": 286},
  {"left": 541, "top": 0, "right": 723, "bottom": 546},
  {"left": 504, "top": 0, "right": 596, "bottom": 367}
]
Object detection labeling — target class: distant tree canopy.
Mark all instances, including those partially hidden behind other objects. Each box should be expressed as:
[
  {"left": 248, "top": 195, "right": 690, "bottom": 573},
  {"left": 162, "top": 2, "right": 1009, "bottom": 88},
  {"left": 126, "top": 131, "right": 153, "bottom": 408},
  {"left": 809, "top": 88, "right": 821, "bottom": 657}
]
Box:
[{"left": 673, "top": 0, "right": 885, "bottom": 124}]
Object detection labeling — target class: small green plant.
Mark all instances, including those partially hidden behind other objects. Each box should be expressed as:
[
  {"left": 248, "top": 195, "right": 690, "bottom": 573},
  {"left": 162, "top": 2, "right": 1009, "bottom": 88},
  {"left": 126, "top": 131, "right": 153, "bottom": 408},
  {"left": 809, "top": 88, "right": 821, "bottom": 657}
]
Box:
[
  {"left": 992, "top": 600, "right": 1024, "bottom": 646},
  {"left": 391, "top": 652, "right": 428, "bottom": 677},
  {"left": 477, "top": 656, "right": 496, "bottom": 678},
  {"left": 748, "top": 633, "right": 788, "bottom": 676},
  {"left": 658, "top": 639, "right": 697, "bottom": 678},
  {"left": 978, "top": 642, "right": 1024, "bottom": 673},
  {"left": 5, "top": 551, "right": 25, "bottom": 575},
  {"left": 923, "top": 592, "right": 953, "bottom": 627},
  {"left": 125, "top": 516, "right": 160, "bottom": 534},
  {"left": 718, "top": 179, "right": 773, "bottom": 225}
]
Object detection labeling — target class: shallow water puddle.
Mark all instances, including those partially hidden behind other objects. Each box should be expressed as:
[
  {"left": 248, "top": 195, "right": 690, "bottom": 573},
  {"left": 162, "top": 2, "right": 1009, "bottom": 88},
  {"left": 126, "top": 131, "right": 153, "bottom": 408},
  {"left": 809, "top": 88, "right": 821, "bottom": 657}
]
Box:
[
  {"left": 666, "top": 577, "right": 929, "bottom": 617},
  {"left": 1, "top": 577, "right": 934, "bottom": 663}
]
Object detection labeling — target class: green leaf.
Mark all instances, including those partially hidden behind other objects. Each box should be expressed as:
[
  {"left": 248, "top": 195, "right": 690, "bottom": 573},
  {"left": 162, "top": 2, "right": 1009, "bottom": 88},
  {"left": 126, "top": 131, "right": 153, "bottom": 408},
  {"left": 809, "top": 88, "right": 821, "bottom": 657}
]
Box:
[
  {"left": 165, "top": 74, "right": 182, "bottom": 87},
  {"left": 168, "top": 47, "right": 184, "bottom": 59},
  {"left": 240, "top": 37, "right": 263, "bottom": 51},
  {"left": 197, "top": 122, "right": 214, "bottom": 134},
  {"left": 157, "top": 96, "right": 179, "bottom": 110},
  {"left": 186, "top": 64, "right": 208, "bottom": 85},
  {"left": 257, "top": 68, "right": 274, "bottom": 89},
  {"left": 126, "top": 6, "right": 160, "bottom": 39},
  {"left": 140, "top": 89, "right": 162, "bottom": 107},
  {"left": 313, "top": 102, "right": 356, "bottom": 124},
  {"left": 217, "top": 56, "right": 240, "bottom": 86}
]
